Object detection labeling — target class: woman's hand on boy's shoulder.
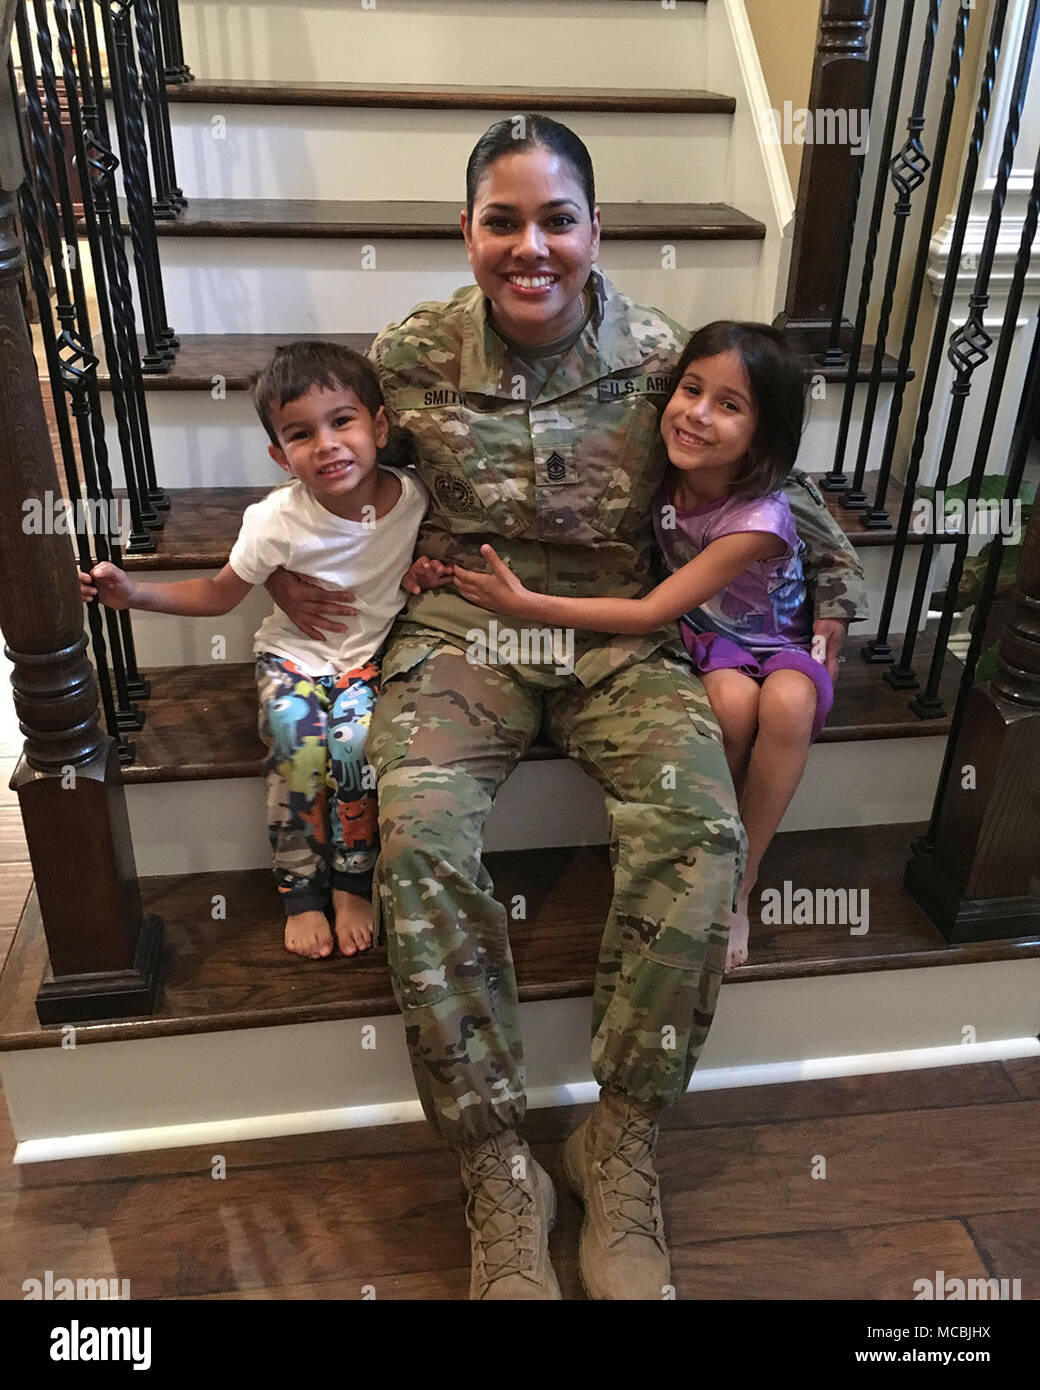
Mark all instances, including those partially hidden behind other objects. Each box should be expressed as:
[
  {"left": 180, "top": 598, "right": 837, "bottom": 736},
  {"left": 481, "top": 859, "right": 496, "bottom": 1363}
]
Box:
[{"left": 265, "top": 567, "right": 357, "bottom": 641}]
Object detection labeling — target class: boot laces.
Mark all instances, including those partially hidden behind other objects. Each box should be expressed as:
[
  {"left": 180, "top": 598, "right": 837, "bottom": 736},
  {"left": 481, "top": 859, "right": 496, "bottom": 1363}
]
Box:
[
  {"left": 462, "top": 1143, "right": 538, "bottom": 1287},
  {"left": 598, "top": 1111, "right": 665, "bottom": 1245}
]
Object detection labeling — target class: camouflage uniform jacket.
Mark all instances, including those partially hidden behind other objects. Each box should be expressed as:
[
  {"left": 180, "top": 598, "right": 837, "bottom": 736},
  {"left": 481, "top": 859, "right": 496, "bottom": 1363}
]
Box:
[{"left": 370, "top": 266, "right": 868, "bottom": 688}]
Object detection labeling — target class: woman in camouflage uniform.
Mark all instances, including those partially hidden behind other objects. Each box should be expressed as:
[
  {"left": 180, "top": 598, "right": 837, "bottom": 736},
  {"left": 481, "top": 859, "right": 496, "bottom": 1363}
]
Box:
[{"left": 273, "top": 116, "right": 867, "bottom": 1301}]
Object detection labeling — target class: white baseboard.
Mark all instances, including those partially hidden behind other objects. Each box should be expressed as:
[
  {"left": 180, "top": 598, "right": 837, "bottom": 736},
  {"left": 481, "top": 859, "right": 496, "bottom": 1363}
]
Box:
[{"left": 7, "top": 957, "right": 1038, "bottom": 1163}]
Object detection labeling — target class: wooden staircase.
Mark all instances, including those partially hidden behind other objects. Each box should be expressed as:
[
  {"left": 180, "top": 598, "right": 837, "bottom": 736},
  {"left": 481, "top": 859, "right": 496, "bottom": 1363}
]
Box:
[{"left": 4, "top": 0, "right": 1039, "bottom": 1164}]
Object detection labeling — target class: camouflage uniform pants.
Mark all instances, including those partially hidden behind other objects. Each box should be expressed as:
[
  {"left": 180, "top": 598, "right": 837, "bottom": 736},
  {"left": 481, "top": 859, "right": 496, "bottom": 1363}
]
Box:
[{"left": 366, "top": 638, "right": 746, "bottom": 1151}]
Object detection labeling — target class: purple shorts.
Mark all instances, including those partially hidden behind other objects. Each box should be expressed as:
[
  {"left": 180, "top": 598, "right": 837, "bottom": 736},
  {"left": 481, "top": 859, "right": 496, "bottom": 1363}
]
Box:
[{"left": 682, "top": 629, "right": 834, "bottom": 740}]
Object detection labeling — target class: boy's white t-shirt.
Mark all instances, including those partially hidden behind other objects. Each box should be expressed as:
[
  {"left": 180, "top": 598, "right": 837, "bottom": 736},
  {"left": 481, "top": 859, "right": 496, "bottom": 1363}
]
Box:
[{"left": 228, "top": 466, "right": 428, "bottom": 676}]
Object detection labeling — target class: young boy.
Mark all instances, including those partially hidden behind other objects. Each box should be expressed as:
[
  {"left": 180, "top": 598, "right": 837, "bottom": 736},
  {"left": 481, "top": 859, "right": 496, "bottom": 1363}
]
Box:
[{"left": 80, "top": 341, "right": 451, "bottom": 961}]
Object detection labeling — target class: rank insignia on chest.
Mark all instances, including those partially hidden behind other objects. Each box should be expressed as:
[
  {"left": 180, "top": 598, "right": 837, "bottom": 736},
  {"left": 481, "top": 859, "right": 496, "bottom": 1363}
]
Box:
[
  {"left": 541, "top": 449, "right": 577, "bottom": 485},
  {"left": 433, "top": 472, "right": 481, "bottom": 514}
]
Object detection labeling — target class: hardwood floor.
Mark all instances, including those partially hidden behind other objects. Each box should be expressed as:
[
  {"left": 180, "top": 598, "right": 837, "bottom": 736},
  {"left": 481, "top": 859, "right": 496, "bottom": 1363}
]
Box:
[{"left": 0, "top": 1053, "right": 1037, "bottom": 1300}]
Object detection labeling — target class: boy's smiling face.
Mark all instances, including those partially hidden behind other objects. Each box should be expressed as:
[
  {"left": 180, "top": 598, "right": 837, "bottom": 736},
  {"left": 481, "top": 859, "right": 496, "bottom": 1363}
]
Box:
[{"left": 268, "top": 384, "right": 388, "bottom": 513}]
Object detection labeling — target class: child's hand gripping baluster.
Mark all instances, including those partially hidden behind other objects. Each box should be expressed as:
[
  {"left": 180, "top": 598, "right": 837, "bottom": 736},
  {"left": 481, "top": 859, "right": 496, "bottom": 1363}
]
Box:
[
  {"left": 78, "top": 562, "right": 138, "bottom": 610},
  {"left": 453, "top": 545, "right": 536, "bottom": 620}
]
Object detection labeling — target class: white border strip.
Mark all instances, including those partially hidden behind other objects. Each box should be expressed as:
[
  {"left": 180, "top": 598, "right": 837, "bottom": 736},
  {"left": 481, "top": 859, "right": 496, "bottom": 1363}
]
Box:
[
  {"left": 14, "top": 1037, "right": 1038, "bottom": 1165},
  {"left": 723, "top": 0, "right": 796, "bottom": 231}
]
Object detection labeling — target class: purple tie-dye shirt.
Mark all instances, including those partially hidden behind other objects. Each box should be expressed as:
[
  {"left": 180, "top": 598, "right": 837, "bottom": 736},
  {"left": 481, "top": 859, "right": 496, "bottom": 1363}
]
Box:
[{"left": 652, "top": 476, "right": 812, "bottom": 655}]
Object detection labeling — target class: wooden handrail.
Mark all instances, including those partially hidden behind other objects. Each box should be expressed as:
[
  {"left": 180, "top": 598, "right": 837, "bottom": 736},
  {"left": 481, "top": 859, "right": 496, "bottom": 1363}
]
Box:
[{"left": 0, "top": 3, "right": 162, "bottom": 1022}]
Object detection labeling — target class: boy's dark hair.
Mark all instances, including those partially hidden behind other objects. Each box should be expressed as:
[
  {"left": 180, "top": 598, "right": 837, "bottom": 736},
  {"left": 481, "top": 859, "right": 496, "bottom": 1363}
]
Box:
[
  {"left": 668, "top": 321, "right": 807, "bottom": 500},
  {"left": 466, "top": 113, "right": 596, "bottom": 220},
  {"left": 251, "top": 340, "right": 385, "bottom": 446}
]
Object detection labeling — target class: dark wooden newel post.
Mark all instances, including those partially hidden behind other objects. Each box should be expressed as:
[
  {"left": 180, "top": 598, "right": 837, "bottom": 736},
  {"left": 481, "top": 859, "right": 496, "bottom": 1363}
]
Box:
[
  {"left": 776, "top": 0, "right": 877, "bottom": 346},
  {"left": 0, "top": 16, "right": 162, "bottom": 1023},
  {"left": 906, "top": 501, "right": 1040, "bottom": 943}
]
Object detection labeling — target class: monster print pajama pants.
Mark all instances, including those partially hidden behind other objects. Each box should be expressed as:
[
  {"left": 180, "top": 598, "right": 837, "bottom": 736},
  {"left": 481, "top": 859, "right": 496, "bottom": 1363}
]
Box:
[{"left": 255, "top": 652, "right": 380, "bottom": 916}]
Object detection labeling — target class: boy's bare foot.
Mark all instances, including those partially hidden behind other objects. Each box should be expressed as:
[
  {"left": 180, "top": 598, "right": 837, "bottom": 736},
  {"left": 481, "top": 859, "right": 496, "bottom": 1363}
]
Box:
[
  {"left": 332, "top": 888, "right": 374, "bottom": 957},
  {"left": 725, "top": 895, "right": 750, "bottom": 972},
  {"left": 285, "top": 910, "right": 334, "bottom": 959}
]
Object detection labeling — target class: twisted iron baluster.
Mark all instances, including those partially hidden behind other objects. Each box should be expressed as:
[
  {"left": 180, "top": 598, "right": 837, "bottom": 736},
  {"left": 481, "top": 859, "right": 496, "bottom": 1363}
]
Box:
[
  {"left": 881, "top": 0, "right": 1011, "bottom": 683},
  {"left": 826, "top": 0, "right": 918, "bottom": 497},
  {"left": 100, "top": 0, "right": 178, "bottom": 379},
  {"left": 842, "top": 0, "right": 945, "bottom": 516},
  {"left": 157, "top": 0, "right": 193, "bottom": 83},
  {"left": 136, "top": 0, "right": 185, "bottom": 218},
  {"left": 912, "top": 76, "right": 1040, "bottom": 721},
  {"left": 60, "top": 0, "right": 155, "bottom": 697},
  {"left": 860, "top": 2, "right": 972, "bottom": 545},
  {"left": 7, "top": 46, "right": 136, "bottom": 754}
]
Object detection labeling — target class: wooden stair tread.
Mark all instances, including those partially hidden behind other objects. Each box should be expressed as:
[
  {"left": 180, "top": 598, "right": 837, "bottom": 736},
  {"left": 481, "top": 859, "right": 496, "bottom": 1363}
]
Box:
[
  {"left": 3, "top": 825, "right": 1038, "bottom": 1051},
  {"left": 165, "top": 80, "right": 735, "bottom": 114},
  {"left": 117, "top": 632, "right": 961, "bottom": 786},
  {"left": 138, "top": 199, "right": 766, "bottom": 241},
  {"left": 102, "top": 333, "right": 906, "bottom": 392},
  {"left": 120, "top": 474, "right": 936, "bottom": 576}
]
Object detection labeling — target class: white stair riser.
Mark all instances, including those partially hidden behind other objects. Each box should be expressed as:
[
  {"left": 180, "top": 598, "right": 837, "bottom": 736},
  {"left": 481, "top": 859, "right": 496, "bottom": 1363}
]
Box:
[
  {"left": 127, "top": 577, "right": 271, "bottom": 667},
  {"left": 159, "top": 107, "right": 734, "bottom": 205},
  {"left": 142, "top": 237, "right": 765, "bottom": 337},
  {"left": 8, "top": 973, "right": 1038, "bottom": 1162},
  {"left": 177, "top": 0, "right": 709, "bottom": 90},
  {"left": 139, "top": 354, "right": 893, "bottom": 498},
  {"left": 124, "top": 735, "right": 947, "bottom": 877}
]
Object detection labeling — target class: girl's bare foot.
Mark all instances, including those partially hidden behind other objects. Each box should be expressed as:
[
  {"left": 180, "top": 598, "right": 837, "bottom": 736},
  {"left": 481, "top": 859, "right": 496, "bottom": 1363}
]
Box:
[
  {"left": 285, "top": 909, "right": 334, "bottom": 959},
  {"left": 725, "top": 895, "right": 750, "bottom": 972},
  {"left": 332, "top": 888, "right": 374, "bottom": 957}
]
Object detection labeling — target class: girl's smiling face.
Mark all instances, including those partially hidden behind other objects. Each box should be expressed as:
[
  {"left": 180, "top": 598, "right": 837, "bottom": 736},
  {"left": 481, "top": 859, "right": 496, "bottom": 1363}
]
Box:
[
  {"left": 461, "top": 145, "right": 601, "bottom": 347},
  {"left": 661, "top": 350, "right": 759, "bottom": 502}
]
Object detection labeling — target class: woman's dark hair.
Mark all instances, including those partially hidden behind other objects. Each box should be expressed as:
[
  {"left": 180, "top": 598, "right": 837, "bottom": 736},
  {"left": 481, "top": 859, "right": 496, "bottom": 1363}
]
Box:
[
  {"left": 465, "top": 113, "right": 596, "bottom": 220},
  {"left": 250, "top": 340, "right": 385, "bottom": 446},
  {"left": 668, "top": 321, "right": 807, "bottom": 500}
]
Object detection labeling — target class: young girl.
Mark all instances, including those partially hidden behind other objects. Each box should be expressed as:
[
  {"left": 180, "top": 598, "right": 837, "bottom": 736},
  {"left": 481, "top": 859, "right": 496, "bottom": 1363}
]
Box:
[
  {"left": 452, "top": 321, "right": 833, "bottom": 972},
  {"left": 79, "top": 341, "right": 451, "bottom": 962}
]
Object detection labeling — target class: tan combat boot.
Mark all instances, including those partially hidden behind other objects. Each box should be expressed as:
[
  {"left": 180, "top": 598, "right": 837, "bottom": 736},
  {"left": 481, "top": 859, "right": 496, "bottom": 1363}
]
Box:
[
  {"left": 459, "top": 1129, "right": 562, "bottom": 1300},
  {"left": 562, "top": 1091, "right": 671, "bottom": 1300}
]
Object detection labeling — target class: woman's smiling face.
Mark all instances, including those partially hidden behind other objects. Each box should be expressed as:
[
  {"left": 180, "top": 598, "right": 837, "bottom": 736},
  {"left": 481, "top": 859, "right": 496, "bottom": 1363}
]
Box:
[{"left": 461, "top": 145, "right": 601, "bottom": 347}]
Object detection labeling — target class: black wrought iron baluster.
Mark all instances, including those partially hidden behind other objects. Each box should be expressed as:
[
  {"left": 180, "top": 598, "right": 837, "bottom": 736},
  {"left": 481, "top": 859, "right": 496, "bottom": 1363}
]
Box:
[
  {"left": 157, "top": 0, "right": 193, "bottom": 84},
  {"left": 58, "top": 0, "right": 162, "bottom": 549},
  {"left": 29, "top": 0, "right": 152, "bottom": 708},
  {"left": 59, "top": 0, "right": 154, "bottom": 695},
  {"left": 845, "top": 0, "right": 956, "bottom": 525},
  {"left": 80, "top": 0, "right": 110, "bottom": 146},
  {"left": 878, "top": 0, "right": 1011, "bottom": 679},
  {"left": 827, "top": 0, "right": 917, "bottom": 497},
  {"left": 912, "top": 101, "right": 1040, "bottom": 721},
  {"left": 7, "top": 48, "right": 139, "bottom": 751},
  {"left": 819, "top": 0, "right": 889, "bottom": 405},
  {"left": 861, "top": 3, "right": 972, "bottom": 537},
  {"left": 898, "top": 0, "right": 1040, "bottom": 712},
  {"left": 136, "top": 0, "right": 185, "bottom": 219},
  {"left": 100, "top": 0, "right": 178, "bottom": 378},
  {"left": 922, "top": 289, "right": 1040, "bottom": 849}
]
